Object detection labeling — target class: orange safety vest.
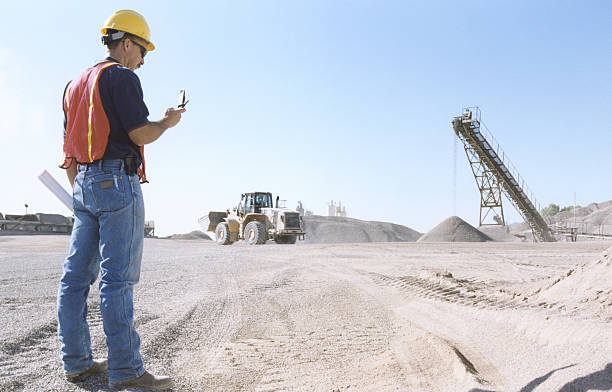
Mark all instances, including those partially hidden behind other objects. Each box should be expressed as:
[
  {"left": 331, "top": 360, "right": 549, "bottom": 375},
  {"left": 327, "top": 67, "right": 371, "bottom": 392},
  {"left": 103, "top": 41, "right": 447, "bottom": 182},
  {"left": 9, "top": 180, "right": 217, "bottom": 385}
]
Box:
[{"left": 61, "top": 61, "right": 148, "bottom": 183}]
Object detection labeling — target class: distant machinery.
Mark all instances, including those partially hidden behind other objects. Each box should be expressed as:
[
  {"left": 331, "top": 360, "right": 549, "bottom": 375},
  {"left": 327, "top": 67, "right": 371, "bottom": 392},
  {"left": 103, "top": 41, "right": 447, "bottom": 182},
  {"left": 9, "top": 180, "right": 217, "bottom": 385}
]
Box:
[
  {"left": 200, "top": 191, "right": 305, "bottom": 245},
  {"left": 296, "top": 201, "right": 314, "bottom": 217},
  {"left": 144, "top": 221, "right": 155, "bottom": 237},
  {"left": 453, "top": 107, "right": 555, "bottom": 242},
  {"left": 327, "top": 200, "right": 347, "bottom": 217}
]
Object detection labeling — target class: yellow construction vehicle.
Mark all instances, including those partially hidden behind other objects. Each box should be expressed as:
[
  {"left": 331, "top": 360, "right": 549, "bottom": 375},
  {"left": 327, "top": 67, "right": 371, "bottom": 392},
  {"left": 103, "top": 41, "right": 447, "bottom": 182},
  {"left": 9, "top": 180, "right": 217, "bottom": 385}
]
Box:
[{"left": 199, "top": 192, "right": 305, "bottom": 245}]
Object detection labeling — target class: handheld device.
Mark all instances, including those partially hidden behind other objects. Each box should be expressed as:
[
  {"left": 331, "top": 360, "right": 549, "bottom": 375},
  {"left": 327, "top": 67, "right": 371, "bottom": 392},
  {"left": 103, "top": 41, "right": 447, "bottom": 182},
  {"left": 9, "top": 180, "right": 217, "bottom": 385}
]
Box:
[{"left": 178, "top": 89, "right": 189, "bottom": 109}]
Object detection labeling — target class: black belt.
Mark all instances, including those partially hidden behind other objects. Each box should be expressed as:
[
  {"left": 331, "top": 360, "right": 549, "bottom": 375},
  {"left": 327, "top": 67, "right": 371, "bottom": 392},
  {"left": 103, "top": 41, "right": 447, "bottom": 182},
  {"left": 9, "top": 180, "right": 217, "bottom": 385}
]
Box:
[{"left": 77, "top": 157, "right": 138, "bottom": 176}]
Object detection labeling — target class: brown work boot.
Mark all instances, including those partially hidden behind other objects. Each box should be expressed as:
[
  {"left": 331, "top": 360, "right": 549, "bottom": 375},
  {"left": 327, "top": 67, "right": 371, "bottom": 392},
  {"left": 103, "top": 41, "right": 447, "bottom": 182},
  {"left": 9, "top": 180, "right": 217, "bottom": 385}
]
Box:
[
  {"left": 65, "top": 359, "right": 108, "bottom": 382},
  {"left": 109, "top": 370, "right": 172, "bottom": 390}
]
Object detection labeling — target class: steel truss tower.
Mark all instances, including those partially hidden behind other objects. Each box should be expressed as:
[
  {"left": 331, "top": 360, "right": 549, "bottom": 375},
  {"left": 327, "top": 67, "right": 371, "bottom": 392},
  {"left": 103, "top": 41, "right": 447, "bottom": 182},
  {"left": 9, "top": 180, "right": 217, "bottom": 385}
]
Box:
[{"left": 463, "top": 142, "right": 505, "bottom": 226}]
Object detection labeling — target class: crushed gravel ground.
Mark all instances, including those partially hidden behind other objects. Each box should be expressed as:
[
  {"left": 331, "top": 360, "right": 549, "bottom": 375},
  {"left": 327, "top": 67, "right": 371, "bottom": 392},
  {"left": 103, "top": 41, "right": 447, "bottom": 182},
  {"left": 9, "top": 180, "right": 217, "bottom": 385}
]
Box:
[{"left": 1, "top": 236, "right": 611, "bottom": 392}]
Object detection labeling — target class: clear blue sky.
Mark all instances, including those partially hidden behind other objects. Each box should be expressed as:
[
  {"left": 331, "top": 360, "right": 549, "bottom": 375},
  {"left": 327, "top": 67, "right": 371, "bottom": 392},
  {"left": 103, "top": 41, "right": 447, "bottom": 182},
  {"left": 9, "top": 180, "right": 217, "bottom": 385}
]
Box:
[{"left": 1, "top": 1, "right": 610, "bottom": 236}]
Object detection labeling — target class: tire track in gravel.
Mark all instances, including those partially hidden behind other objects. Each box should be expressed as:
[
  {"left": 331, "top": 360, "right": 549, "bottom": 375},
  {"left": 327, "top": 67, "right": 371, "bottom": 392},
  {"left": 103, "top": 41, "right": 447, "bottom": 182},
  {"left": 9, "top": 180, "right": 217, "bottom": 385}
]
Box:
[
  {"left": 0, "top": 319, "right": 57, "bottom": 390},
  {"left": 86, "top": 302, "right": 103, "bottom": 330},
  {"left": 199, "top": 269, "right": 305, "bottom": 392},
  {"left": 85, "top": 300, "right": 159, "bottom": 350},
  {"left": 0, "top": 296, "right": 56, "bottom": 310},
  {"left": 204, "top": 275, "right": 402, "bottom": 392},
  {"left": 279, "top": 255, "right": 491, "bottom": 391},
  {"left": 142, "top": 273, "right": 242, "bottom": 391},
  {"left": 342, "top": 268, "right": 505, "bottom": 390},
  {"left": 81, "top": 301, "right": 150, "bottom": 334},
  {"left": 368, "top": 272, "right": 558, "bottom": 312}
]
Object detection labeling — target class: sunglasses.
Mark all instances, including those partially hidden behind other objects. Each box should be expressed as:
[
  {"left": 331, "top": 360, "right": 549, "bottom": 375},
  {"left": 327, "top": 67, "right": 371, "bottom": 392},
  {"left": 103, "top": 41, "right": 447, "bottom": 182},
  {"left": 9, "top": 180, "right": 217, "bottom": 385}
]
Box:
[{"left": 132, "top": 40, "right": 147, "bottom": 58}]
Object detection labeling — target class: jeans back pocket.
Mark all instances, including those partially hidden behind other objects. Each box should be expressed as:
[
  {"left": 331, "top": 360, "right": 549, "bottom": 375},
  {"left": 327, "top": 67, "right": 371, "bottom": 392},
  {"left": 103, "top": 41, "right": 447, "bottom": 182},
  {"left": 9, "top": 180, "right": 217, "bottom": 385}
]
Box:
[{"left": 88, "top": 173, "right": 128, "bottom": 212}]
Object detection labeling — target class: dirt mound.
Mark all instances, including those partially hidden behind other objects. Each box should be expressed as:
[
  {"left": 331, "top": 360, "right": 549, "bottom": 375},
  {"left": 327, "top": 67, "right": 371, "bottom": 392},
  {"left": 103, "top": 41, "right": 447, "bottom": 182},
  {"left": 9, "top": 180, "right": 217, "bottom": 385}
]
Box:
[
  {"left": 418, "top": 216, "right": 492, "bottom": 242},
  {"left": 302, "top": 215, "right": 421, "bottom": 244},
  {"left": 534, "top": 246, "right": 612, "bottom": 320},
  {"left": 163, "top": 230, "right": 211, "bottom": 240},
  {"left": 554, "top": 200, "right": 612, "bottom": 222},
  {"left": 551, "top": 201, "right": 612, "bottom": 236},
  {"left": 511, "top": 199, "right": 612, "bottom": 236}
]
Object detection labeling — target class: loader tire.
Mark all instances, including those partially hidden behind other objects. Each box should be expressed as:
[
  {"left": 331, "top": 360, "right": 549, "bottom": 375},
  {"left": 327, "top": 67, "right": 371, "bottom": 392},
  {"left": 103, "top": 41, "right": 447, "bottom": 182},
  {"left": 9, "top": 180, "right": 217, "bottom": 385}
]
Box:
[
  {"left": 275, "top": 235, "right": 297, "bottom": 244},
  {"left": 244, "top": 221, "right": 267, "bottom": 245},
  {"left": 215, "top": 222, "right": 233, "bottom": 245}
]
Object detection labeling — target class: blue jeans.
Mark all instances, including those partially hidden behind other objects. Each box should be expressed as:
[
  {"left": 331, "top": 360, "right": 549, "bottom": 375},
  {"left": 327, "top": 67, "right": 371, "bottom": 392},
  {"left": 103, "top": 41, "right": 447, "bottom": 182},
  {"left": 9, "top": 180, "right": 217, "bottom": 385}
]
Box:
[{"left": 57, "top": 159, "right": 145, "bottom": 383}]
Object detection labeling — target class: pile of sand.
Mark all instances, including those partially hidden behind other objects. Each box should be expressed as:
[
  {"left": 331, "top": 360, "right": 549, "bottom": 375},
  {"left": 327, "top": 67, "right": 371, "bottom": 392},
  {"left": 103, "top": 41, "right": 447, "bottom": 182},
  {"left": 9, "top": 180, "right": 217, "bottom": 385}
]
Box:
[
  {"left": 302, "top": 215, "right": 421, "bottom": 244},
  {"left": 533, "top": 245, "right": 612, "bottom": 320},
  {"left": 163, "top": 230, "right": 211, "bottom": 240},
  {"left": 418, "top": 216, "right": 492, "bottom": 242}
]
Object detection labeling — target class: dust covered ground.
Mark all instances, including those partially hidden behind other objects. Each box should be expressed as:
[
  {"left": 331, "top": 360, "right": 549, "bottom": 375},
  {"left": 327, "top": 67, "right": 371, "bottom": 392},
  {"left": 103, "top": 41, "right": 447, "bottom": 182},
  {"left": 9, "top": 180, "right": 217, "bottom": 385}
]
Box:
[{"left": 0, "top": 236, "right": 611, "bottom": 392}]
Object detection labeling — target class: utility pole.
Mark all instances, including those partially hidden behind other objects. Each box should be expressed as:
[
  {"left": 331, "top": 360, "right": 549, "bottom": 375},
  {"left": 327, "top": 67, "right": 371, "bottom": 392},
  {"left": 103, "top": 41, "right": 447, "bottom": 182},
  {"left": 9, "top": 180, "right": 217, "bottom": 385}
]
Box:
[{"left": 573, "top": 192, "right": 576, "bottom": 228}]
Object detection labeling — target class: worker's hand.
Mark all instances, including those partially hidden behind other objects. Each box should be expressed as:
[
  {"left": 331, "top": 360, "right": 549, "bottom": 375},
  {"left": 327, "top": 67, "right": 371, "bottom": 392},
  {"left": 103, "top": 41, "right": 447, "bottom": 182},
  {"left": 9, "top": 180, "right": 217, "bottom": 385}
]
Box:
[{"left": 162, "top": 107, "right": 186, "bottom": 129}]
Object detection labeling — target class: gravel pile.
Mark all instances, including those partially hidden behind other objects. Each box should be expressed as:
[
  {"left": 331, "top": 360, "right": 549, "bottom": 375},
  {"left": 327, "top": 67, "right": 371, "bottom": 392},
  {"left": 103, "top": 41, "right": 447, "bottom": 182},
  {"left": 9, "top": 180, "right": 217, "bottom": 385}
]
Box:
[
  {"left": 163, "top": 230, "right": 211, "bottom": 240},
  {"left": 418, "top": 216, "right": 492, "bottom": 242},
  {"left": 302, "top": 215, "right": 421, "bottom": 244}
]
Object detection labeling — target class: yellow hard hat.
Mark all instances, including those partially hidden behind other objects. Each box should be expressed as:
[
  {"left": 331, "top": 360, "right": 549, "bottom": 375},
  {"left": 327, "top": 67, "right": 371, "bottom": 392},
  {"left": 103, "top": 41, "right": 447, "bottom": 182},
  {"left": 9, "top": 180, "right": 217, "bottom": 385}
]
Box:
[{"left": 101, "top": 10, "right": 155, "bottom": 51}]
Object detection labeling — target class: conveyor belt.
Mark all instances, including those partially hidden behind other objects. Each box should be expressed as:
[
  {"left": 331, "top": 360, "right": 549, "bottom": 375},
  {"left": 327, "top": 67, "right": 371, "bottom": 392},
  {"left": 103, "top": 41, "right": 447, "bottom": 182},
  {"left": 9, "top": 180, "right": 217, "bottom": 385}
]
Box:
[{"left": 453, "top": 108, "right": 555, "bottom": 242}]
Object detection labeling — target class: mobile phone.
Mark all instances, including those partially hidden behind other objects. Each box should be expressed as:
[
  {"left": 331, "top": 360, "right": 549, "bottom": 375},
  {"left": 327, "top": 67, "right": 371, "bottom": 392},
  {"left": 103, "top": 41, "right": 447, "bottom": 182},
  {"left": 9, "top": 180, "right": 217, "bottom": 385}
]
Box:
[{"left": 178, "top": 89, "right": 189, "bottom": 108}]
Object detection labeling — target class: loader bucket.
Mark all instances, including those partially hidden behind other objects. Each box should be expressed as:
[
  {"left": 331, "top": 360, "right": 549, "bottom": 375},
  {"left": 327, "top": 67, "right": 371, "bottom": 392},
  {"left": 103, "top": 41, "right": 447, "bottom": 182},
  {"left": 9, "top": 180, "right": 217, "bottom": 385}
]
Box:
[{"left": 198, "top": 211, "right": 228, "bottom": 232}]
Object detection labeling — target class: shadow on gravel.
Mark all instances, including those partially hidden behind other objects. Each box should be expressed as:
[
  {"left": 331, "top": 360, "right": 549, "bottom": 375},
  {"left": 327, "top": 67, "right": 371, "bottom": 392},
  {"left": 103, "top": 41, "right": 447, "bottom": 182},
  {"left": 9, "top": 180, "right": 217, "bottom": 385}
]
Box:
[
  {"left": 70, "top": 373, "right": 175, "bottom": 392},
  {"left": 67, "top": 373, "right": 111, "bottom": 392},
  {"left": 467, "top": 363, "right": 612, "bottom": 392},
  {"left": 557, "top": 363, "right": 612, "bottom": 392},
  {"left": 518, "top": 364, "right": 576, "bottom": 392}
]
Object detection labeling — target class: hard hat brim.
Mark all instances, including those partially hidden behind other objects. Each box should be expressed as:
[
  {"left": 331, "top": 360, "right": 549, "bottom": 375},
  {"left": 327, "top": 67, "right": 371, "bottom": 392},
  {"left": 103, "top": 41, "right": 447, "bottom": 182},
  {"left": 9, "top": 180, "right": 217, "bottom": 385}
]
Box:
[{"left": 101, "top": 27, "right": 155, "bottom": 51}]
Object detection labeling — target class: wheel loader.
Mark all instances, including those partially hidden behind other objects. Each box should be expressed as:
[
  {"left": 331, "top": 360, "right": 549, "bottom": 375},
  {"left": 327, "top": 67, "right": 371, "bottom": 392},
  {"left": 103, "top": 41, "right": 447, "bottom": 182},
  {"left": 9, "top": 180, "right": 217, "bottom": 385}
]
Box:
[{"left": 198, "top": 192, "right": 305, "bottom": 245}]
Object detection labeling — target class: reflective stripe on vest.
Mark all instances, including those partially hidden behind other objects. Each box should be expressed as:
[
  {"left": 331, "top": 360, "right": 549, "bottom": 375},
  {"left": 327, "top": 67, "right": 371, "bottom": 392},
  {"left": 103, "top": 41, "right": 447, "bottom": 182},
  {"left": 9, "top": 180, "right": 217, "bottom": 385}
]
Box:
[{"left": 64, "top": 82, "right": 73, "bottom": 112}]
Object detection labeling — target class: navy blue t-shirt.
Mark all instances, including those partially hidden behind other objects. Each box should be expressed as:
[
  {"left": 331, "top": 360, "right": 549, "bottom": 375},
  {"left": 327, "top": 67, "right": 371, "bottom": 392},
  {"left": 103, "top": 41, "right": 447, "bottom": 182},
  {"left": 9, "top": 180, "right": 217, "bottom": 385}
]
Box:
[{"left": 64, "top": 57, "right": 149, "bottom": 165}]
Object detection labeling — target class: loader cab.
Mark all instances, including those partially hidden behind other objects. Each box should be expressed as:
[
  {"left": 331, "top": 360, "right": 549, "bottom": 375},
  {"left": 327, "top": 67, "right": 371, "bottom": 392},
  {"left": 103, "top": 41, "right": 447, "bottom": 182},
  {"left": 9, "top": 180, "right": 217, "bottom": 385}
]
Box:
[{"left": 240, "top": 192, "right": 273, "bottom": 215}]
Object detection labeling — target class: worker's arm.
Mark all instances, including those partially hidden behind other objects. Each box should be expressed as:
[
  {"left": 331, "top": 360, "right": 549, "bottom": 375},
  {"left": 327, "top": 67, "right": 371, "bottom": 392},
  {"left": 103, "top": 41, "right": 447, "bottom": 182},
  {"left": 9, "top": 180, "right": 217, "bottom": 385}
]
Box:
[
  {"left": 66, "top": 159, "right": 78, "bottom": 188},
  {"left": 128, "top": 107, "right": 186, "bottom": 146}
]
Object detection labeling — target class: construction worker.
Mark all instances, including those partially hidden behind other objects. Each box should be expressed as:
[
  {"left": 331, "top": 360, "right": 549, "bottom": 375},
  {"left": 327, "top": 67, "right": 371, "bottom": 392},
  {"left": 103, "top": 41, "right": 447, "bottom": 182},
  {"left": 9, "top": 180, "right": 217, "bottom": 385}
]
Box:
[{"left": 57, "top": 10, "right": 184, "bottom": 390}]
